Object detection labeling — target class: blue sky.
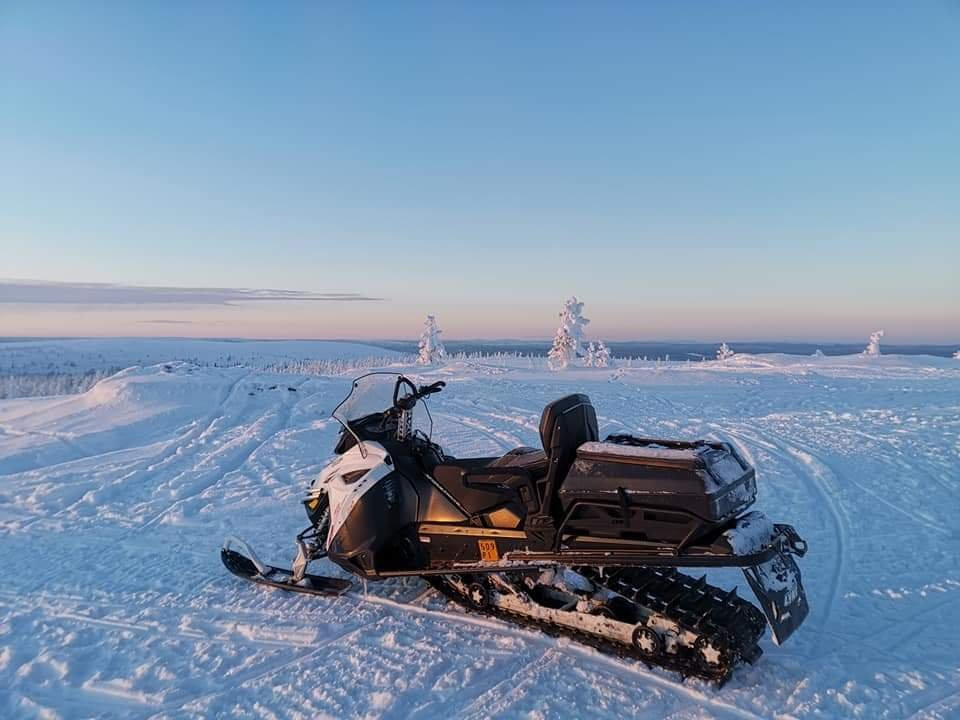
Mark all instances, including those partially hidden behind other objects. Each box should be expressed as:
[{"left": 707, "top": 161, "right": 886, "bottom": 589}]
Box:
[{"left": 1, "top": 2, "right": 957, "bottom": 341}]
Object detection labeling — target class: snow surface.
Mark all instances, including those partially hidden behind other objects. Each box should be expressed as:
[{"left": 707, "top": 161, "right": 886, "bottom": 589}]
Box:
[
  {"left": 577, "top": 441, "right": 747, "bottom": 490},
  {"left": 1, "top": 344, "right": 959, "bottom": 718},
  {"left": 721, "top": 512, "right": 776, "bottom": 556},
  {"left": 579, "top": 440, "right": 704, "bottom": 462}
]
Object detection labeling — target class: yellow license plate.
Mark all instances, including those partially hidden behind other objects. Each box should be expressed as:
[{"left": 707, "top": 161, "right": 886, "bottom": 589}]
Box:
[{"left": 477, "top": 539, "right": 499, "bottom": 562}]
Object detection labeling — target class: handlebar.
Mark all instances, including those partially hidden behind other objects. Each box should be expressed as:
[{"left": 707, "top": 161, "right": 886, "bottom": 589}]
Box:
[
  {"left": 417, "top": 381, "right": 446, "bottom": 398},
  {"left": 393, "top": 377, "right": 445, "bottom": 411}
]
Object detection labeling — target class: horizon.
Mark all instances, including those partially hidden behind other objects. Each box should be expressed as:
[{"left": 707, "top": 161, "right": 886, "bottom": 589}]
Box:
[
  {"left": 2, "top": 4, "right": 958, "bottom": 342},
  {"left": 2, "top": 334, "right": 957, "bottom": 350}
]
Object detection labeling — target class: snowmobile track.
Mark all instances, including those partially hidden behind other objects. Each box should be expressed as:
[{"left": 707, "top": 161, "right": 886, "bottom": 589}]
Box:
[{"left": 354, "top": 585, "right": 767, "bottom": 720}]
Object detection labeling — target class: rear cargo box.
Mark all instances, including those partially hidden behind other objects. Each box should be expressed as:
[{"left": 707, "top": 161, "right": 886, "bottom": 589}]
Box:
[{"left": 558, "top": 435, "right": 757, "bottom": 543}]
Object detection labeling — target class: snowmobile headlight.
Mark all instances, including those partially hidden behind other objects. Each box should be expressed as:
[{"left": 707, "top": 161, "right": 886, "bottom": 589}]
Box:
[{"left": 341, "top": 469, "right": 367, "bottom": 485}]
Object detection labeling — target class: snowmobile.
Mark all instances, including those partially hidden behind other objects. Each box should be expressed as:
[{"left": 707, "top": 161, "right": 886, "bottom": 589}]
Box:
[{"left": 222, "top": 373, "right": 808, "bottom": 684}]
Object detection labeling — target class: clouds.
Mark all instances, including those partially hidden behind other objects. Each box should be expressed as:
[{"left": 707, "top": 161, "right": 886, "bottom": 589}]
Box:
[
  {"left": 0, "top": 278, "right": 391, "bottom": 340},
  {"left": 0, "top": 280, "right": 383, "bottom": 305},
  {"left": 136, "top": 319, "right": 196, "bottom": 325}
]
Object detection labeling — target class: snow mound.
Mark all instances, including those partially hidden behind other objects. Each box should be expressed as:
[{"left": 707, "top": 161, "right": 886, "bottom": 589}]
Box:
[{"left": 0, "top": 363, "right": 239, "bottom": 475}]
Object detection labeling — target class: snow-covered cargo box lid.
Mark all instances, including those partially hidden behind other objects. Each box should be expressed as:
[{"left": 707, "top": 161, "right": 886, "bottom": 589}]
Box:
[{"left": 559, "top": 435, "right": 757, "bottom": 522}]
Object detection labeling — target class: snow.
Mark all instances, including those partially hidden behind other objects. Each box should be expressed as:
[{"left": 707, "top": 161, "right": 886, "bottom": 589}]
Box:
[
  {"left": 721, "top": 512, "right": 776, "bottom": 555},
  {"left": 579, "top": 440, "right": 702, "bottom": 463},
  {"left": 0, "top": 338, "right": 405, "bottom": 400},
  {"left": 0, "top": 338, "right": 402, "bottom": 375},
  {"left": 577, "top": 440, "right": 749, "bottom": 494},
  {"left": 1, "top": 341, "right": 959, "bottom": 718}
]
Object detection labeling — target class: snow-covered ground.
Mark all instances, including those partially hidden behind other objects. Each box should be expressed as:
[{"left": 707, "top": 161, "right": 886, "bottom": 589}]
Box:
[{"left": 1, "top": 346, "right": 958, "bottom": 719}]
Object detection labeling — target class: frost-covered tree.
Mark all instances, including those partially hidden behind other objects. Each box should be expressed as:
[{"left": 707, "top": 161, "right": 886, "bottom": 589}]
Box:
[
  {"left": 548, "top": 296, "right": 590, "bottom": 370},
  {"left": 953, "top": 350, "right": 960, "bottom": 359},
  {"left": 812, "top": 348, "right": 826, "bottom": 358},
  {"left": 416, "top": 315, "right": 446, "bottom": 365},
  {"left": 595, "top": 341, "right": 612, "bottom": 368},
  {"left": 716, "top": 342, "right": 735, "bottom": 361},
  {"left": 862, "top": 330, "right": 884, "bottom": 357},
  {"left": 548, "top": 326, "right": 577, "bottom": 370},
  {"left": 583, "top": 342, "right": 597, "bottom": 367}
]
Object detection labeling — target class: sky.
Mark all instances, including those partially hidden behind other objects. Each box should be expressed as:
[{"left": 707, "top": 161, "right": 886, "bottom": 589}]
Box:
[{"left": 1, "top": 2, "right": 958, "bottom": 342}]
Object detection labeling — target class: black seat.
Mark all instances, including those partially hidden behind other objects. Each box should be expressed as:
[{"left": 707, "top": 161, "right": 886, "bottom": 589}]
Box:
[
  {"left": 433, "top": 458, "right": 505, "bottom": 514},
  {"left": 432, "top": 448, "right": 548, "bottom": 526},
  {"left": 429, "top": 395, "right": 596, "bottom": 536}
]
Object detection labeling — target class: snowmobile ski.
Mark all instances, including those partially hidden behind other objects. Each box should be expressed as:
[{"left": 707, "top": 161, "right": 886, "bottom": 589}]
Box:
[{"left": 221, "top": 537, "right": 351, "bottom": 597}]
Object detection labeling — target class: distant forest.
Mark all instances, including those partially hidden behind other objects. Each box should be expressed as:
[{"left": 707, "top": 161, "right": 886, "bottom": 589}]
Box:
[{"left": 370, "top": 340, "right": 959, "bottom": 360}]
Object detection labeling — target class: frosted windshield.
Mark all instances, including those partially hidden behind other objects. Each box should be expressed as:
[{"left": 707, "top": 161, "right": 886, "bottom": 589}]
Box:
[
  {"left": 332, "top": 373, "right": 433, "bottom": 452},
  {"left": 333, "top": 373, "right": 401, "bottom": 425}
]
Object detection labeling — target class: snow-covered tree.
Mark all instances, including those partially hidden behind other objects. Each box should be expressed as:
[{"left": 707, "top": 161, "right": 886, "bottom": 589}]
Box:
[
  {"left": 862, "top": 330, "right": 884, "bottom": 357},
  {"left": 595, "top": 341, "right": 612, "bottom": 368},
  {"left": 548, "top": 327, "right": 577, "bottom": 370},
  {"left": 416, "top": 315, "right": 446, "bottom": 365},
  {"left": 812, "top": 348, "right": 826, "bottom": 358},
  {"left": 953, "top": 350, "right": 960, "bottom": 360},
  {"left": 716, "top": 342, "right": 735, "bottom": 361},
  {"left": 548, "top": 296, "right": 590, "bottom": 370},
  {"left": 583, "top": 342, "right": 597, "bottom": 367}
]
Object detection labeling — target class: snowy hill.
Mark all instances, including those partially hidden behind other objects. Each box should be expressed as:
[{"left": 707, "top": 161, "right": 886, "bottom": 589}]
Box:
[
  {"left": 1, "top": 354, "right": 958, "bottom": 718},
  {"left": 0, "top": 338, "right": 404, "bottom": 400},
  {"left": 0, "top": 338, "right": 403, "bottom": 375}
]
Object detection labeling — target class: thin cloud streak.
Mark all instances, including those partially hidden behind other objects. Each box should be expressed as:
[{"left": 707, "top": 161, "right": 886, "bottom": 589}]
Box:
[
  {"left": 0, "top": 280, "right": 383, "bottom": 305},
  {"left": 136, "top": 319, "right": 196, "bottom": 325}
]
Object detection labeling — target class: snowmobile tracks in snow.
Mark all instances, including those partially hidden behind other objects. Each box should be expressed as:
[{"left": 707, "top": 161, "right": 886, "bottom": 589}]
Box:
[
  {"left": 721, "top": 424, "right": 848, "bottom": 658},
  {"left": 427, "top": 565, "right": 767, "bottom": 686},
  {"left": 220, "top": 542, "right": 765, "bottom": 685}
]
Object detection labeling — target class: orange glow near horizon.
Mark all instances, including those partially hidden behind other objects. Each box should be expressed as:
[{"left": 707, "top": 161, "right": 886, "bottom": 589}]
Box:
[{"left": 2, "top": 299, "right": 957, "bottom": 344}]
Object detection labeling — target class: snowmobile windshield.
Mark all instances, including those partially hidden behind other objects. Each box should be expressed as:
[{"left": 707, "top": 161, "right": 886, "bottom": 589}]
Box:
[{"left": 332, "top": 373, "right": 434, "bottom": 456}]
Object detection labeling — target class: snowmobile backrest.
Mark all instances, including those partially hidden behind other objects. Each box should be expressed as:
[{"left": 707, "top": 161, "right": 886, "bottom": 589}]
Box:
[
  {"left": 539, "top": 393, "right": 599, "bottom": 465},
  {"left": 531, "top": 394, "right": 599, "bottom": 537}
]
